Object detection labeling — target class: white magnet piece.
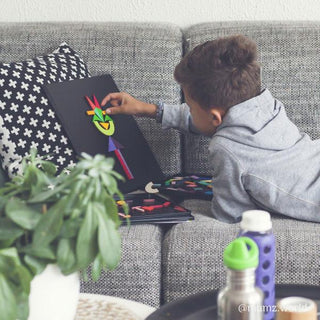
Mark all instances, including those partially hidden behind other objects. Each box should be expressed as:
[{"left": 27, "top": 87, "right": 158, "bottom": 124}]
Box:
[{"left": 145, "top": 181, "right": 159, "bottom": 193}]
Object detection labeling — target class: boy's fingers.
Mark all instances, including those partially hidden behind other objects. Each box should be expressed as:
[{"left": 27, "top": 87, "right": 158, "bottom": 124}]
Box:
[
  {"left": 106, "top": 106, "right": 122, "bottom": 115},
  {"left": 110, "top": 100, "right": 121, "bottom": 107},
  {"left": 101, "top": 92, "right": 123, "bottom": 106}
]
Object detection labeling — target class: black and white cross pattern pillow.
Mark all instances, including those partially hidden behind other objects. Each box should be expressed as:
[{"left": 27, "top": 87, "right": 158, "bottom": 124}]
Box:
[{"left": 0, "top": 42, "right": 90, "bottom": 177}]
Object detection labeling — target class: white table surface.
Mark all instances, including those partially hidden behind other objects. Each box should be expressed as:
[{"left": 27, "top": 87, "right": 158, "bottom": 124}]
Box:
[{"left": 75, "top": 293, "right": 156, "bottom": 320}]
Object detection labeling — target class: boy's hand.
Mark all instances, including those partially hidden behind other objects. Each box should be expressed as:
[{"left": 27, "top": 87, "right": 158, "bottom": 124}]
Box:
[{"left": 101, "top": 92, "right": 157, "bottom": 118}]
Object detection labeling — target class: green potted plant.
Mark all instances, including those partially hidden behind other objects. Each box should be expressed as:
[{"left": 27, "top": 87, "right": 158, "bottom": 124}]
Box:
[{"left": 0, "top": 149, "right": 126, "bottom": 320}]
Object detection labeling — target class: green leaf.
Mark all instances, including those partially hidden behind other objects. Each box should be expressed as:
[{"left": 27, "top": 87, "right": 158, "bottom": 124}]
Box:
[
  {"left": 0, "top": 239, "right": 16, "bottom": 249},
  {"left": 94, "top": 177, "right": 102, "bottom": 200},
  {"left": 22, "top": 166, "right": 38, "bottom": 189},
  {"left": 40, "top": 161, "right": 57, "bottom": 176},
  {"left": 0, "top": 218, "right": 24, "bottom": 241},
  {"left": 80, "top": 268, "right": 89, "bottom": 282},
  {"left": 59, "top": 218, "right": 82, "bottom": 238},
  {"left": 88, "top": 168, "right": 99, "bottom": 178},
  {"left": 33, "top": 202, "right": 63, "bottom": 247},
  {"left": 110, "top": 170, "right": 125, "bottom": 182},
  {"left": 27, "top": 183, "right": 65, "bottom": 203},
  {"left": 97, "top": 207, "right": 121, "bottom": 270},
  {"left": 80, "top": 153, "right": 92, "bottom": 161},
  {"left": 15, "top": 265, "right": 32, "bottom": 294},
  {"left": 29, "top": 169, "right": 52, "bottom": 197},
  {"left": 0, "top": 248, "right": 21, "bottom": 274},
  {"left": 5, "top": 198, "right": 41, "bottom": 230},
  {"left": 62, "top": 182, "right": 85, "bottom": 215},
  {"left": 27, "top": 175, "right": 77, "bottom": 204},
  {"left": 80, "top": 181, "right": 95, "bottom": 207},
  {"left": 20, "top": 245, "right": 55, "bottom": 260},
  {"left": 101, "top": 173, "right": 118, "bottom": 195},
  {"left": 0, "top": 273, "right": 17, "bottom": 320},
  {"left": 24, "top": 255, "right": 47, "bottom": 276},
  {"left": 15, "top": 290, "right": 29, "bottom": 320},
  {"left": 76, "top": 203, "right": 98, "bottom": 269},
  {"left": 57, "top": 238, "right": 76, "bottom": 275},
  {"left": 70, "top": 208, "right": 82, "bottom": 220},
  {"left": 0, "top": 196, "right": 6, "bottom": 213},
  {"left": 104, "top": 195, "right": 120, "bottom": 227},
  {"left": 91, "top": 253, "right": 105, "bottom": 282}
]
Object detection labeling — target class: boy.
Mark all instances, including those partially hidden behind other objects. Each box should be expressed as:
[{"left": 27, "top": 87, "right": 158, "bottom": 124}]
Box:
[{"left": 101, "top": 34, "right": 320, "bottom": 223}]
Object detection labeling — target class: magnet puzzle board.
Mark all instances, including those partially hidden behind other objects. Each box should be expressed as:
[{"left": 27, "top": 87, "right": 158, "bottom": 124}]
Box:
[
  {"left": 43, "top": 75, "right": 164, "bottom": 193},
  {"left": 115, "top": 193, "right": 194, "bottom": 224}
]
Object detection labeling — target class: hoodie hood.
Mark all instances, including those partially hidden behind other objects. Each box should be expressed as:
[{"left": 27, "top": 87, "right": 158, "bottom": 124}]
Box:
[{"left": 214, "top": 89, "right": 303, "bottom": 150}]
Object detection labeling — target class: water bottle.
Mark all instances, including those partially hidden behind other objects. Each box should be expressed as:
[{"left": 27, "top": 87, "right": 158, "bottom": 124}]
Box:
[
  {"left": 218, "top": 237, "right": 264, "bottom": 320},
  {"left": 238, "top": 210, "right": 276, "bottom": 320}
]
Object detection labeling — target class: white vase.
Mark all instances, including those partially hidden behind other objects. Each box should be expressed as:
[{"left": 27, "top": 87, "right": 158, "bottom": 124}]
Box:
[{"left": 28, "top": 264, "right": 80, "bottom": 320}]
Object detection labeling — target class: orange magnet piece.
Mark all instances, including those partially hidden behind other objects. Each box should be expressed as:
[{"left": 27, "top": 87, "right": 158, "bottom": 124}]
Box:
[
  {"left": 86, "top": 110, "right": 106, "bottom": 116},
  {"left": 100, "top": 122, "right": 110, "bottom": 130}
]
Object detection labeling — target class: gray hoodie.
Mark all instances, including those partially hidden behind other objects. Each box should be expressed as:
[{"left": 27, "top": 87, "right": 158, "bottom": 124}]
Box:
[{"left": 161, "top": 89, "right": 320, "bottom": 223}]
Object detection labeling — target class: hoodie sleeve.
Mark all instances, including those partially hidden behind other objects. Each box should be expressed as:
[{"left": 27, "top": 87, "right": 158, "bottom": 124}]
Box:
[
  {"left": 210, "top": 143, "right": 259, "bottom": 223},
  {"left": 161, "top": 103, "right": 201, "bottom": 134}
]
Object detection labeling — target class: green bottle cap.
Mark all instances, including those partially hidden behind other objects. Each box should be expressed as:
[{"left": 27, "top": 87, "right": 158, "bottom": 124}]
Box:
[{"left": 223, "top": 237, "right": 259, "bottom": 270}]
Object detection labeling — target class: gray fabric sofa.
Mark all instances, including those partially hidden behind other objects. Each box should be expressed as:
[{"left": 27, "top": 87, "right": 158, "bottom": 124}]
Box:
[{"left": 0, "top": 21, "right": 320, "bottom": 308}]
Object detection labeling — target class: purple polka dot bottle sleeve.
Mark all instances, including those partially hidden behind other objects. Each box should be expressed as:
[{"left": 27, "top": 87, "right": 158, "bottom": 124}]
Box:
[{"left": 238, "top": 210, "right": 276, "bottom": 320}]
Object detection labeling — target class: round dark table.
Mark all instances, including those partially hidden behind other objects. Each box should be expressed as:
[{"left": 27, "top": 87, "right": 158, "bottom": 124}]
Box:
[{"left": 146, "top": 284, "right": 320, "bottom": 320}]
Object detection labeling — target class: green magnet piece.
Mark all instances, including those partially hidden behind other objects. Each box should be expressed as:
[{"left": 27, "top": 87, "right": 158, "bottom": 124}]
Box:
[
  {"left": 93, "top": 115, "right": 101, "bottom": 122},
  {"left": 94, "top": 108, "right": 104, "bottom": 122},
  {"left": 104, "top": 114, "right": 113, "bottom": 122},
  {"left": 198, "top": 181, "right": 209, "bottom": 186}
]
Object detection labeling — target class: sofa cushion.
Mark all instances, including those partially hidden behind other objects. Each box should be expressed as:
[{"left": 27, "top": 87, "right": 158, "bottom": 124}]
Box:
[
  {"left": 0, "top": 22, "right": 183, "bottom": 177},
  {"left": 182, "top": 22, "right": 320, "bottom": 174},
  {"left": 162, "top": 200, "right": 320, "bottom": 303},
  {"left": 81, "top": 224, "right": 163, "bottom": 308},
  {"left": 0, "top": 42, "right": 89, "bottom": 175}
]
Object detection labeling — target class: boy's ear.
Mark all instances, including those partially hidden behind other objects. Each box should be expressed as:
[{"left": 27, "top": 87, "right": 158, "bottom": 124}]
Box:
[{"left": 210, "top": 109, "right": 224, "bottom": 126}]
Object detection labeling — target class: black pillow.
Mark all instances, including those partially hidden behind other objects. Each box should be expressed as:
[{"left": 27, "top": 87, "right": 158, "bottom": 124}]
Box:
[{"left": 0, "top": 42, "right": 90, "bottom": 176}]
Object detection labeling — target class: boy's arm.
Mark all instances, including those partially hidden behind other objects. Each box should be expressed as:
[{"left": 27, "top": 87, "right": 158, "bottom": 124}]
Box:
[
  {"left": 100, "top": 92, "right": 201, "bottom": 135},
  {"left": 161, "top": 102, "right": 201, "bottom": 134},
  {"left": 210, "top": 143, "right": 259, "bottom": 223}
]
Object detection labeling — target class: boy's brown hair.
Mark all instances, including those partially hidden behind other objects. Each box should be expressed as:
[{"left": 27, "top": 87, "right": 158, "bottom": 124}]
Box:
[{"left": 174, "top": 34, "right": 261, "bottom": 110}]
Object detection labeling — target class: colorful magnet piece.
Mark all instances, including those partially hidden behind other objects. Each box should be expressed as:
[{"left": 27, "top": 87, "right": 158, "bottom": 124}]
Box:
[
  {"left": 118, "top": 212, "right": 131, "bottom": 218},
  {"left": 132, "top": 206, "right": 145, "bottom": 213},
  {"left": 143, "top": 199, "right": 156, "bottom": 205},
  {"left": 85, "top": 94, "right": 134, "bottom": 180},
  {"left": 85, "top": 95, "right": 97, "bottom": 110},
  {"left": 94, "top": 108, "right": 104, "bottom": 122}
]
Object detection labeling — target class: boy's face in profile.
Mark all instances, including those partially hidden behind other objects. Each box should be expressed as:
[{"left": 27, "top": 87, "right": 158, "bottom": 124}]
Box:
[{"left": 183, "top": 87, "right": 224, "bottom": 137}]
